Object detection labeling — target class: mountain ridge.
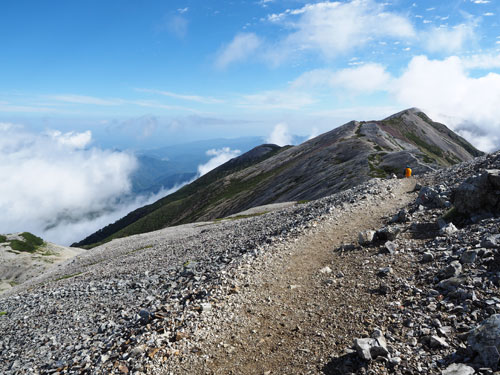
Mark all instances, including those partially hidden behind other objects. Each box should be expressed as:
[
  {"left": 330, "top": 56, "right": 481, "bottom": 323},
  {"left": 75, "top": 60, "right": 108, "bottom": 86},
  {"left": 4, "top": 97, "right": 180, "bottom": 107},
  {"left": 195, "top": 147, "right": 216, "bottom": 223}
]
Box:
[{"left": 73, "top": 108, "right": 482, "bottom": 248}]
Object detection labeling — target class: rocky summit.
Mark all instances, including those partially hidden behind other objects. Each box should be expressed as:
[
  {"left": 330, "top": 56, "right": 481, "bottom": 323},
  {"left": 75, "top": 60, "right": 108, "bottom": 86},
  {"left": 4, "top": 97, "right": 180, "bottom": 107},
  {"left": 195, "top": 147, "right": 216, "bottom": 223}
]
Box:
[
  {"left": 74, "top": 108, "right": 481, "bottom": 248},
  {"left": 1, "top": 146, "right": 500, "bottom": 374}
]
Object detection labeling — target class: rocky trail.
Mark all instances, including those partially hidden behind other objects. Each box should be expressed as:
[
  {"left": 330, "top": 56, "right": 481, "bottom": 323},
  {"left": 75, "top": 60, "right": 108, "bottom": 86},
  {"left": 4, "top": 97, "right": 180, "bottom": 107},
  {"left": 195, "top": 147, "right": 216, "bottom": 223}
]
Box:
[
  {"left": 189, "top": 179, "right": 416, "bottom": 374},
  {"left": 1, "top": 152, "right": 500, "bottom": 375}
]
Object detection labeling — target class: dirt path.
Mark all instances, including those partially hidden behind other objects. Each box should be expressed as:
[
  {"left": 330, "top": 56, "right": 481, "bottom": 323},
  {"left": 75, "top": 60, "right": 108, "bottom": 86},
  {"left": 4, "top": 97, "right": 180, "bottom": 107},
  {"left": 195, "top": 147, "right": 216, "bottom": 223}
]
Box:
[{"left": 180, "top": 178, "right": 417, "bottom": 375}]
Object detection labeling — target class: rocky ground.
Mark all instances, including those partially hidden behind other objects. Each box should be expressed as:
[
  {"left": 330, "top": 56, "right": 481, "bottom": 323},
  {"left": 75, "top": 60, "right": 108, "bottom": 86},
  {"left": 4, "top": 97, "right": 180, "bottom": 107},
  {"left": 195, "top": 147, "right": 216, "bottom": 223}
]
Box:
[{"left": 1, "top": 151, "right": 499, "bottom": 374}]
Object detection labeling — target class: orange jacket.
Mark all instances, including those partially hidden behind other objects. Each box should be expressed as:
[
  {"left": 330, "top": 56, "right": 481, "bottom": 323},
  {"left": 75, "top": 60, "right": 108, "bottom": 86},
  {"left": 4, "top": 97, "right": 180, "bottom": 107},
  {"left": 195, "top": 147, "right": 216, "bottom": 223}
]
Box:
[{"left": 405, "top": 168, "right": 412, "bottom": 178}]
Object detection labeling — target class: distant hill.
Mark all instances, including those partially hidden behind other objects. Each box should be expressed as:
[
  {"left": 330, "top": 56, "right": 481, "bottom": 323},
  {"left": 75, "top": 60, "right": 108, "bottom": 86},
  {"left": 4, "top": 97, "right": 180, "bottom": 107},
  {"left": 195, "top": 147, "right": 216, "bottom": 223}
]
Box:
[{"left": 73, "top": 108, "right": 483, "bottom": 248}]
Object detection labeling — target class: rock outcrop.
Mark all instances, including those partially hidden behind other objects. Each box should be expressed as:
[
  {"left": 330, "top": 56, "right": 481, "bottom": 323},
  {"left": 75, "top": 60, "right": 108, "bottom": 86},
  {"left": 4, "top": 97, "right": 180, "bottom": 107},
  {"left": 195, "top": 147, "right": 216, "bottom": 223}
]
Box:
[{"left": 453, "top": 169, "right": 500, "bottom": 215}]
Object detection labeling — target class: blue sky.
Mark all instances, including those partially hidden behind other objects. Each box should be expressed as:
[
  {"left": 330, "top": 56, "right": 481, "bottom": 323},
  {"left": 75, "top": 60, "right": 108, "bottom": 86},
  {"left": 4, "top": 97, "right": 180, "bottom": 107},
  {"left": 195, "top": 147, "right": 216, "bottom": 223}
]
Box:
[
  {"left": 1, "top": 0, "right": 500, "bottom": 150},
  {"left": 2, "top": 0, "right": 500, "bottom": 244}
]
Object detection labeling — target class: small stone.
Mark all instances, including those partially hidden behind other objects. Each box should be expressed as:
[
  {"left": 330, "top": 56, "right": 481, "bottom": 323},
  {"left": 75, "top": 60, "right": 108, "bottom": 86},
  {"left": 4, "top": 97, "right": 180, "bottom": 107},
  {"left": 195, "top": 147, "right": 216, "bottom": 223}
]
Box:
[
  {"left": 438, "top": 277, "right": 465, "bottom": 292},
  {"left": 460, "top": 250, "right": 478, "bottom": 264},
  {"left": 358, "top": 230, "right": 376, "bottom": 246},
  {"left": 380, "top": 241, "right": 397, "bottom": 255},
  {"left": 376, "top": 226, "right": 401, "bottom": 241},
  {"left": 200, "top": 303, "right": 212, "bottom": 312},
  {"left": 439, "top": 261, "right": 462, "bottom": 279},
  {"left": 138, "top": 309, "right": 152, "bottom": 325},
  {"left": 482, "top": 235, "right": 500, "bottom": 249},
  {"left": 377, "top": 267, "right": 392, "bottom": 277},
  {"left": 442, "top": 363, "right": 475, "bottom": 375},
  {"left": 319, "top": 266, "right": 332, "bottom": 274},
  {"left": 440, "top": 223, "right": 458, "bottom": 236},
  {"left": 421, "top": 252, "right": 434, "bottom": 263},
  {"left": 429, "top": 335, "right": 449, "bottom": 348}
]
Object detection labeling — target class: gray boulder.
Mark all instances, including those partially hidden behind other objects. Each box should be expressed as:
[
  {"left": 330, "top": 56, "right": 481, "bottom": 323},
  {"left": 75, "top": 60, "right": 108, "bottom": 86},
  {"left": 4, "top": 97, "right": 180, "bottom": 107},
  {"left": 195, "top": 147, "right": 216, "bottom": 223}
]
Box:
[
  {"left": 467, "top": 314, "right": 500, "bottom": 369},
  {"left": 353, "top": 329, "right": 389, "bottom": 361},
  {"left": 453, "top": 170, "right": 500, "bottom": 214}
]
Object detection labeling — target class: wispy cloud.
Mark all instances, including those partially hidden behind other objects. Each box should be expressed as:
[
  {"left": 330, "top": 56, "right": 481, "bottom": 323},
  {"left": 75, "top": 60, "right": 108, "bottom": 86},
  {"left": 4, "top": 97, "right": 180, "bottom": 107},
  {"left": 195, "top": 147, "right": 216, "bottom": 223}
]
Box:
[
  {"left": 48, "top": 93, "right": 198, "bottom": 113},
  {"left": 421, "top": 23, "right": 476, "bottom": 53},
  {"left": 239, "top": 89, "right": 315, "bottom": 110},
  {"left": 0, "top": 101, "right": 55, "bottom": 113},
  {"left": 136, "top": 88, "right": 224, "bottom": 104},
  {"left": 215, "top": 32, "right": 262, "bottom": 69},
  {"left": 49, "top": 94, "right": 124, "bottom": 106}
]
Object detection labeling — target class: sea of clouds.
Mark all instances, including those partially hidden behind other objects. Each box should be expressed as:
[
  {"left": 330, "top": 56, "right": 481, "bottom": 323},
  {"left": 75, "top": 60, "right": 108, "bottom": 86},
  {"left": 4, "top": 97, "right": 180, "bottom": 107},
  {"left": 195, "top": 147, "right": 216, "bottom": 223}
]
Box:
[{"left": 0, "top": 123, "right": 241, "bottom": 245}]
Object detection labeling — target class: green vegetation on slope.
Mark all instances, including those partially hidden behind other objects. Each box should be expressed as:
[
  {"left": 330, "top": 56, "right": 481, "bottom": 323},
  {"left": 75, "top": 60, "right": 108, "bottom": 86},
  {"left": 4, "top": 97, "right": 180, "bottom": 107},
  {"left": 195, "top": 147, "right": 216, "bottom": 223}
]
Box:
[{"left": 3, "top": 232, "right": 44, "bottom": 253}]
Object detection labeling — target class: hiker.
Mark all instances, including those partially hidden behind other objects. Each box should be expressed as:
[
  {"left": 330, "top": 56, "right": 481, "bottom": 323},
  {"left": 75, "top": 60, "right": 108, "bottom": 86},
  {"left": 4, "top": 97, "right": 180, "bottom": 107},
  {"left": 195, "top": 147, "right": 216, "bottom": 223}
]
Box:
[{"left": 404, "top": 165, "right": 412, "bottom": 178}]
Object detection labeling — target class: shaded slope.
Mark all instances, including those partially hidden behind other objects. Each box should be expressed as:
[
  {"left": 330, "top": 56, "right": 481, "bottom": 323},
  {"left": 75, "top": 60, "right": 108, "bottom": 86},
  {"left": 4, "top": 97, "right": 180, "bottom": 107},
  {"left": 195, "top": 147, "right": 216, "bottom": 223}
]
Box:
[{"left": 74, "top": 109, "right": 482, "bottom": 248}]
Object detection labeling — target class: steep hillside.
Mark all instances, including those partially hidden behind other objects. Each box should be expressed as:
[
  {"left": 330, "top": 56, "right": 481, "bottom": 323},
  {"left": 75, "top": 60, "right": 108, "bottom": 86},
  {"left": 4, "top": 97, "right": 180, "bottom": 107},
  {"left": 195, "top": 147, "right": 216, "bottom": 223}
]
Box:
[{"left": 73, "top": 108, "right": 482, "bottom": 248}]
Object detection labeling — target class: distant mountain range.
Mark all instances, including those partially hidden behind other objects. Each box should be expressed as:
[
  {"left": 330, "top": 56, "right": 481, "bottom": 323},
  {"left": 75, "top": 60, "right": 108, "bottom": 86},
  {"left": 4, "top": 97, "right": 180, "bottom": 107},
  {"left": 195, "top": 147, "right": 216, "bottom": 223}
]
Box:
[
  {"left": 73, "top": 108, "right": 483, "bottom": 248},
  {"left": 131, "top": 136, "right": 265, "bottom": 194}
]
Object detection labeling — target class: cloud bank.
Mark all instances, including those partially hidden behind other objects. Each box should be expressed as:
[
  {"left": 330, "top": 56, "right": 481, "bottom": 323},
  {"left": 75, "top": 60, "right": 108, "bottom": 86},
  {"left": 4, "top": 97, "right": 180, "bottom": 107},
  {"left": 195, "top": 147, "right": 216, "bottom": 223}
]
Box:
[{"left": 0, "top": 124, "right": 141, "bottom": 245}]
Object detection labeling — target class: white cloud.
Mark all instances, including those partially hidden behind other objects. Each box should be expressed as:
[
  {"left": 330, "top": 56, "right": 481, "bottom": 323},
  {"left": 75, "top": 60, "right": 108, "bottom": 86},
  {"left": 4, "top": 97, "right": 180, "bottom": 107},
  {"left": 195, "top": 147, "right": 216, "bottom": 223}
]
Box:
[
  {"left": 273, "top": 0, "right": 415, "bottom": 60},
  {"left": 48, "top": 130, "right": 92, "bottom": 149},
  {"left": 422, "top": 24, "right": 476, "bottom": 53},
  {"left": 471, "top": 0, "right": 490, "bottom": 3},
  {"left": 197, "top": 147, "right": 241, "bottom": 176},
  {"left": 178, "top": 7, "right": 189, "bottom": 14},
  {"left": 392, "top": 55, "right": 500, "bottom": 151},
  {"left": 215, "top": 33, "right": 262, "bottom": 69},
  {"left": 258, "top": 0, "right": 274, "bottom": 7},
  {"left": 0, "top": 126, "right": 139, "bottom": 244},
  {"left": 266, "top": 123, "right": 292, "bottom": 146},
  {"left": 292, "top": 63, "right": 392, "bottom": 93},
  {"left": 484, "top": 12, "right": 495, "bottom": 16}
]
